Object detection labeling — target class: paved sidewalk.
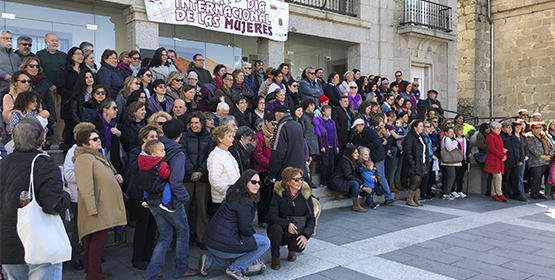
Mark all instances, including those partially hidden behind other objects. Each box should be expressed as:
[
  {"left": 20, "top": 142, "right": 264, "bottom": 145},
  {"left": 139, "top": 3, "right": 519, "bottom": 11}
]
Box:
[{"left": 62, "top": 195, "right": 555, "bottom": 280}]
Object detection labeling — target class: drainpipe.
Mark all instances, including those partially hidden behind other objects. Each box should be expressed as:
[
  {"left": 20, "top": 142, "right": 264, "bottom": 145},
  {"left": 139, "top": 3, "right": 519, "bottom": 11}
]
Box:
[{"left": 487, "top": 0, "right": 494, "bottom": 117}]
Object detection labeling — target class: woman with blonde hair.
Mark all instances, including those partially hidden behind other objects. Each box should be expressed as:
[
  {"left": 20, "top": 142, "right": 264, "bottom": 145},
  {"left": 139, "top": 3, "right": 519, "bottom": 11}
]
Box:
[
  {"left": 147, "top": 111, "right": 172, "bottom": 136},
  {"left": 2, "top": 70, "right": 32, "bottom": 140},
  {"left": 166, "top": 71, "right": 184, "bottom": 100},
  {"left": 116, "top": 76, "right": 142, "bottom": 119}
]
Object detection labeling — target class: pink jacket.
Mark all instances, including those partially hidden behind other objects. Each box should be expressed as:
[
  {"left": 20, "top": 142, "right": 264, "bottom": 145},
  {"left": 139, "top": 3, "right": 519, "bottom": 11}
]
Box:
[
  {"left": 548, "top": 162, "right": 555, "bottom": 185},
  {"left": 253, "top": 132, "right": 271, "bottom": 173}
]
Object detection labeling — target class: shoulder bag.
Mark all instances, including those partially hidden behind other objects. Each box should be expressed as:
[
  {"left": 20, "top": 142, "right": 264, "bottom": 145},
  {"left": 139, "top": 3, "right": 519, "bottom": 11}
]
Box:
[
  {"left": 441, "top": 138, "right": 463, "bottom": 164},
  {"left": 17, "top": 154, "right": 72, "bottom": 264}
]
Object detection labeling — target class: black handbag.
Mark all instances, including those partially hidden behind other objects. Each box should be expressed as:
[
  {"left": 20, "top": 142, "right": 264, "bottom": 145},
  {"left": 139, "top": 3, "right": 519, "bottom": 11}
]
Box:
[
  {"left": 474, "top": 151, "right": 487, "bottom": 164},
  {"left": 284, "top": 199, "right": 311, "bottom": 237}
]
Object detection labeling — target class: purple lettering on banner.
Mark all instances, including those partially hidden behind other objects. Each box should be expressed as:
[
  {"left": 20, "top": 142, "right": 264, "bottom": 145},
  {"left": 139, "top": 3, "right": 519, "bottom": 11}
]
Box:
[
  {"left": 246, "top": 22, "right": 253, "bottom": 33},
  {"left": 254, "top": 23, "right": 262, "bottom": 34},
  {"left": 206, "top": 2, "right": 215, "bottom": 14},
  {"left": 225, "top": 17, "right": 234, "bottom": 29},
  {"left": 268, "top": 25, "right": 273, "bottom": 36},
  {"left": 259, "top": 1, "right": 266, "bottom": 12},
  {"left": 247, "top": 0, "right": 254, "bottom": 9}
]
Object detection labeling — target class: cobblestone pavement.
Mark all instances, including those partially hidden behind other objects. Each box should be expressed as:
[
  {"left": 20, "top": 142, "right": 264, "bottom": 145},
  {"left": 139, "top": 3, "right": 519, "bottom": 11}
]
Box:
[{"left": 62, "top": 195, "right": 555, "bottom": 280}]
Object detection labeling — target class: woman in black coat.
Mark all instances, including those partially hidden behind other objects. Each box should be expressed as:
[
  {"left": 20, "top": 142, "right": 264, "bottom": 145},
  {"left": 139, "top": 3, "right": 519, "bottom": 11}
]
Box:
[
  {"left": 119, "top": 101, "right": 147, "bottom": 155},
  {"left": 200, "top": 170, "right": 270, "bottom": 278},
  {"left": 402, "top": 120, "right": 429, "bottom": 207},
  {"left": 91, "top": 98, "right": 125, "bottom": 176},
  {"left": 323, "top": 72, "right": 342, "bottom": 107},
  {"left": 83, "top": 85, "right": 108, "bottom": 122},
  {"left": 267, "top": 167, "right": 315, "bottom": 270},
  {"left": 329, "top": 147, "right": 371, "bottom": 212}
]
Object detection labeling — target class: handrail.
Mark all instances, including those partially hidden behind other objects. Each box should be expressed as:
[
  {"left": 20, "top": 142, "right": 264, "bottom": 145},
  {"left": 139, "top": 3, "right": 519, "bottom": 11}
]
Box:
[{"left": 401, "top": 0, "right": 453, "bottom": 32}]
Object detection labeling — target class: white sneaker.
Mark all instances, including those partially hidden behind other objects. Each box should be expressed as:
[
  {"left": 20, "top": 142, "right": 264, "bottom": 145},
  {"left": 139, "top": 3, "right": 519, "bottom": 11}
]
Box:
[
  {"left": 141, "top": 201, "right": 149, "bottom": 208},
  {"left": 458, "top": 192, "right": 467, "bottom": 198},
  {"left": 443, "top": 194, "right": 455, "bottom": 200},
  {"left": 450, "top": 191, "right": 460, "bottom": 198}
]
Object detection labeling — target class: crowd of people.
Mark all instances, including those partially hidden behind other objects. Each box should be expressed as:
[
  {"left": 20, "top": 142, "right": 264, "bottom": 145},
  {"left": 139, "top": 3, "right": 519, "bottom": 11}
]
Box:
[{"left": 1, "top": 30, "right": 555, "bottom": 280}]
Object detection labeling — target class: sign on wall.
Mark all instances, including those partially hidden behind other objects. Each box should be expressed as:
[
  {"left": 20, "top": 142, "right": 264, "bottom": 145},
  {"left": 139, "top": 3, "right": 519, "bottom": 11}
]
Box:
[{"left": 145, "top": 0, "right": 289, "bottom": 41}]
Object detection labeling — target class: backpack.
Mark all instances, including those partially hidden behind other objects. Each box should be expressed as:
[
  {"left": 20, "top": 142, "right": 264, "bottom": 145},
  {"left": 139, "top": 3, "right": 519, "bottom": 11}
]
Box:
[{"left": 136, "top": 148, "right": 184, "bottom": 194}]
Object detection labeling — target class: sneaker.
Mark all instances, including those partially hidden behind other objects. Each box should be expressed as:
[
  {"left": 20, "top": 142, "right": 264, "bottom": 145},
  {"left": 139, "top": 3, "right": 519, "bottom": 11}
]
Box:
[
  {"left": 383, "top": 199, "right": 395, "bottom": 206},
  {"left": 225, "top": 268, "right": 250, "bottom": 280},
  {"left": 450, "top": 191, "right": 460, "bottom": 198},
  {"left": 371, "top": 204, "right": 380, "bottom": 210},
  {"left": 160, "top": 202, "right": 175, "bottom": 213},
  {"left": 198, "top": 254, "right": 208, "bottom": 276},
  {"left": 442, "top": 194, "right": 455, "bottom": 200},
  {"left": 457, "top": 192, "right": 467, "bottom": 198},
  {"left": 243, "top": 259, "right": 265, "bottom": 276},
  {"left": 431, "top": 185, "right": 442, "bottom": 192},
  {"left": 418, "top": 197, "right": 426, "bottom": 203},
  {"left": 141, "top": 201, "right": 149, "bottom": 208}
]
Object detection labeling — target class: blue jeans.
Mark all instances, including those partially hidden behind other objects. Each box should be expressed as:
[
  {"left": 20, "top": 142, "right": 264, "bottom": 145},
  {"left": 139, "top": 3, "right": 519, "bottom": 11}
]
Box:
[
  {"left": 206, "top": 234, "right": 270, "bottom": 272},
  {"left": 387, "top": 147, "right": 399, "bottom": 184},
  {"left": 375, "top": 160, "right": 393, "bottom": 200},
  {"left": 347, "top": 180, "right": 360, "bottom": 197},
  {"left": 518, "top": 161, "right": 526, "bottom": 196},
  {"left": 146, "top": 203, "right": 190, "bottom": 280},
  {"left": 2, "top": 263, "right": 62, "bottom": 280}
]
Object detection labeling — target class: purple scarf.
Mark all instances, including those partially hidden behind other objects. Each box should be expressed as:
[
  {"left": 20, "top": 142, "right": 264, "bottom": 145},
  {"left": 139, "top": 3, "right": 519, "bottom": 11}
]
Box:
[
  {"left": 99, "top": 113, "right": 116, "bottom": 153},
  {"left": 313, "top": 116, "right": 326, "bottom": 137}
]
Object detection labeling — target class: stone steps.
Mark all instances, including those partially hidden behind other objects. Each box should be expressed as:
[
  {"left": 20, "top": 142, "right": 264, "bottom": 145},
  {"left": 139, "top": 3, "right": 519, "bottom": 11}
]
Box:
[{"left": 311, "top": 184, "right": 409, "bottom": 210}]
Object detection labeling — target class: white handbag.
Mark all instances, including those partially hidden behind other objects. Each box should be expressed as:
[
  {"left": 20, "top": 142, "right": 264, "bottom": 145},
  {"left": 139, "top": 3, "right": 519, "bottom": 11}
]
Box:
[{"left": 16, "top": 154, "right": 72, "bottom": 264}]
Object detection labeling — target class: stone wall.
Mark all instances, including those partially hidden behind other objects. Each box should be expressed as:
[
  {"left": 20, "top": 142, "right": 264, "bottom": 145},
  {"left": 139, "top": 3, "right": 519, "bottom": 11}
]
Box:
[{"left": 491, "top": 0, "right": 555, "bottom": 120}]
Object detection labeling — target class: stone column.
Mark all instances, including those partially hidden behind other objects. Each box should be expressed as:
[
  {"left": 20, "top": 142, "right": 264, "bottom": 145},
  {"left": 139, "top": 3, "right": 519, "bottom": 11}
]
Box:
[
  {"left": 123, "top": 6, "right": 159, "bottom": 51},
  {"left": 257, "top": 38, "right": 284, "bottom": 68}
]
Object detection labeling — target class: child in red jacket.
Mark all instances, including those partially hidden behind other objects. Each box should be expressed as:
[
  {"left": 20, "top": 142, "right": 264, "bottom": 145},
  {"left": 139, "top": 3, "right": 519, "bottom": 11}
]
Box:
[{"left": 138, "top": 140, "right": 174, "bottom": 212}]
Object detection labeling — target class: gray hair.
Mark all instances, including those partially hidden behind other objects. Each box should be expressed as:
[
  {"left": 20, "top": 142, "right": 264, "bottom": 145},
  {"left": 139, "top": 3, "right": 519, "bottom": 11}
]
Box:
[
  {"left": 187, "top": 71, "right": 198, "bottom": 78},
  {"left": 13, "top": 117, "right": 45, "bottom": 152},
  {"left": 235, "top": 126, "right": 255, "bottom": 140},
  {"left": 0, "top": 30, "right": 11, "bottom": 36},
  {"left": 423, "top": 121, "right": 430, "bottom": 127},
  {"left": 220, "top": 115, "right": 236, "bottom": 127},
  {"left": 304, "top": 67, "right": 315, "bottom": 76},
  {"left": 17, "top": 36, "right": 32, "bottom": 43},
  {"left": 348, "top": 81, "right": 358, "bottom": 88},
  {"left": 343, "top": 71, "right": 354, "bottom": 80},
  {"left": 357, "top": 146, "right": 370, "bottom": 156},
  {"left": 217, "top": 102, "right": 230, "bottom": 111},
  {"left": 242, "top": 61, "right": 252, "bottom": 68},
  {"left": 79, "top": 41, "right": 94, "bottom": 50},
  {"left": 490, "top": 121, "right": 502, "bottom": 129}
]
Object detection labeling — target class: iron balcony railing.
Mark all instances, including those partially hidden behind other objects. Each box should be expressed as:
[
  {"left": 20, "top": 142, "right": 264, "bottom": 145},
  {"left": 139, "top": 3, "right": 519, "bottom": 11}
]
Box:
[
  {"left": 401, "top": 0, "right": 452, "bottom": 32},
  {"left": 285, "top": 0, "right": 356, "bottom": 17}
]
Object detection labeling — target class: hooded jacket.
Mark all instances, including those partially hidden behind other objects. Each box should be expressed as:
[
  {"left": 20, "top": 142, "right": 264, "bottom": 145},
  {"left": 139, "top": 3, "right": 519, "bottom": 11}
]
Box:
[
  {"left": 0, "top": 152, "right": 70, "bottom": 264},
  {"left": 73, "top": 147, "right": 127, "bottom": 241},
  {"left": 267, "top": 181, "right": 315, "bottom": 239},
  {"left": 97, "top": 63, "right": 124, "bottom": 99},
  {"left": 179, "top": 128, "right": 216, "bottom": 182}
]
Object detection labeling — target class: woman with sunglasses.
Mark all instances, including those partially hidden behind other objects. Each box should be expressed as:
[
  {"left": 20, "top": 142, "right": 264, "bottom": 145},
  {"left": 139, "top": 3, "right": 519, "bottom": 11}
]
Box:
[
  {"left": 2, "top": 70, "right": 32, "bottom": 141},
  {"left": 18, "top": 57, "right": 57, "bottom": 125},
  {"left": 347, "top": 81, "right": 362, "bottom": 111},
  {"left": 266, "top": 167, "right": 315, "bottom": 270},
  {"left": 83, "top": 85, "right": 108, "bottom": 122},
  {"left": 91, "top": 98, "right": 124, "bottom": 175},
  {"left": 146, "top": 79, "right": 174, "bottom": 116},
  {"left": 339, "top": 71, "right": 354, "bottom": 95},
  {"left": 285, "top": 79, "right": 301, "bottom": 107},
  {"left": 73, "top": 127, "right": 126, "bottom": 280},
  {"left": 128, "top": 50, "right": 141, "bottom": 77},
  {"left": 200, "top": 169, "right": 270, "bottom": 278},
  {"left": 202, "top": 111, "right": 216, "bottom": 134},
  {"left": 138, "top": 68, "right": 153, "bottom": 99},
  {"left": 524, "top": 122, "right": 554, "bottom": 199},
  {"left": 166, "top": 71, "right": 184, "bottom": 101},
  {"left": 116, "top": 76, "right": 142, "bottom": 120}
]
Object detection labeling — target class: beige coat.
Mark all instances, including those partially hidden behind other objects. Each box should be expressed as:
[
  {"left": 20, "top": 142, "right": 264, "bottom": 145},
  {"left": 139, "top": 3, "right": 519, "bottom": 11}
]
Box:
[{"left": 73, "top": 147, "right": 127, "bottom": 241}]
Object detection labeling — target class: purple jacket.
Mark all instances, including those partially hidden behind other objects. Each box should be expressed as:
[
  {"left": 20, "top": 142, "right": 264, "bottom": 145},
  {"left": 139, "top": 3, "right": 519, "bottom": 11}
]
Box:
[
  {"left": 314, "top": 117, "right": 339, "bottom": 157},
  {"left": 146, "top": 94, "right": 174, "bottom": 115}
]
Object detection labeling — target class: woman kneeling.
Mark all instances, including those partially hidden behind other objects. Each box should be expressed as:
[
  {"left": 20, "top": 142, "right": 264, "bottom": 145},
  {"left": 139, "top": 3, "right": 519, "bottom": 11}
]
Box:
[
  {"left": 200, "top": 170, "right": 270, "bottom": 279},
  {"left": 267, "top": 167, "right": 315, "bottom": 270}
]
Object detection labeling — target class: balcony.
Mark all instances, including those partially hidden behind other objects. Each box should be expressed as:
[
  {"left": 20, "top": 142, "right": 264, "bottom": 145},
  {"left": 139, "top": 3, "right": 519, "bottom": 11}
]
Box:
[
  {"left": 401, "top": 0, "right": 452, "bottom": 32},
  {"left": 284, "top": 0, "right": 356, "bottom": 17}
]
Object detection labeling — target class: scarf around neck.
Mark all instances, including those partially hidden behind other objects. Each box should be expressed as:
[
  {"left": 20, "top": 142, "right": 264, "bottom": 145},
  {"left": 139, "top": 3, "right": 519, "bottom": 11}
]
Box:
[
  {"left": 99, "top": 113, "right": 116, "bottom": 153},
  {"left": 31, "top": 73, "right": 44, "bottom": 86},
  {"left": 262, "top": 122, "right": 274, "bottom": 147}
]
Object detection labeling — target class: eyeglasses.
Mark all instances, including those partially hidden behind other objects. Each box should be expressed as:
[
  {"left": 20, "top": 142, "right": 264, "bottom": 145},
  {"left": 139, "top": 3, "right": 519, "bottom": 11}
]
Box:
[
  {"left": 432, "top": 121, "right": 438, "bottom": 123},
  {"left": 174, "top": 79, "right": 184, "bottom": 82},
  {"left": 521, "top": 114, "right": 529, "bottom": 117},
  {"left": 291, "top": 85, "right": 298, "bottom": 88},
  {"left": 272, "top": 123, "right": 277, "bottom": 126},
  {"left": 94, "top": 91, "right": 106, "bottom": 95},
  {"left": 112, "top": 106, "right": 118, "bottom": 110},
  {"left": 20, "top": 43, "right": 32, "bottom": 47},
  {"left": 157, "top": 85, "right": 167, "bottom": 88},
  {"left": 134, "top": 82, "right": 141, "bottom": 86},
  {"left": 292, "top": 177, "right": 303, "bottom": 182},
  {"left": 157, "top": 121, "right": 166, "bottom": 126},
  {"left": 350, "top": 86, "right": 357, "bottom": 89},
  {"left": 17, "top": 79, "right": 32, "bottom": 84},
  {"left": 195, "top": 59, "right": 205, "bottom": 62},
  {"left": 446, "top": 122, "right": 453, "bottom": 125},
  {"left": 28, "top": 64, "right": 39, "bottom": 68},
  {"left": 1, "top": 37, "right": 12, "bottom": 40},
  {"left": 188, "top": 78, "right": 198, "bottom": 81},
  {"left": 395, "top": 75, "right": 401, "bottom": 77},
  {"left": 132, "top": 57, "right": 141, "bottom": 60},
  {"left": 89, "top": 137, "right": 100, "bottom": 142},
  {"left": 73, "top": 52, "right": 84, "bottom": 56},
  {"left": 206, "top": 117, "right": 214, "bottom": 121},
  {"left": 250, "top": 180, "right": 261, "bottom": 185},
  {"left": 224, "top": 78, "right": 234, "bottom": 81},
  {"left": 146, "top": 74, "right": 152, "bottom": 78}
]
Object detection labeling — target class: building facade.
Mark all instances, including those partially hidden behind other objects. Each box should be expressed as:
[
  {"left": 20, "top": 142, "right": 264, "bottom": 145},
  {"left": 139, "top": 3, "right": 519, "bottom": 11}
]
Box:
[
  {"left": 3, "top": 0, "right": 457, "bottom": 111},
  {"left": 457, "top": 0, "right": 555, "bottom": 120}
]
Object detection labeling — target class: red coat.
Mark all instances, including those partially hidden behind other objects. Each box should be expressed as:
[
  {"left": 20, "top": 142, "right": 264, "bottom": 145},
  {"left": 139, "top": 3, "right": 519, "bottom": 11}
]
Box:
[
  {"left": 253, "top": 131, "right": 271, "bottom": 173},
  {"left": 484, "top": 133, "right": 506, "bottom": 174}
]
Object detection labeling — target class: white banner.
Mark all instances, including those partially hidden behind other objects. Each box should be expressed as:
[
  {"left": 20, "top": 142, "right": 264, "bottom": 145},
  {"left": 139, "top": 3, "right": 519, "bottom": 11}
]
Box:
[{"left": 145, "top": 0, "right": 289, "bottom": 41}]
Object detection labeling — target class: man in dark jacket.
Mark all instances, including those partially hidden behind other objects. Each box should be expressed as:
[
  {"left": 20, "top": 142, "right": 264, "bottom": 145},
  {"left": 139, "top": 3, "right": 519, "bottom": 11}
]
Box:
[
  {"left": 500, "top": 122, "right": 526, "bottom": 201},
  {"left": 419, "top": 89, "right": 444, "bottom": 116},
  {"left": 332, "top": 95, "right": 354, "bottom": 160},
  {"left": 146, "top": 119, "right": 199, "bottom": 279},
  {"left": 269, "top": 106, "right": 307, "bottom": 181},
  {"left": 187, "top": 54, "right": 214, "bottom": 86},
  {"left": 179, "top": 112, "right": 216, "bottom": 250},
  {"left": 353, "top": 120, "right": 394, "bottom": 205},
  {"left": 0, "top": 117, "right": 71, "bottom": 277}
]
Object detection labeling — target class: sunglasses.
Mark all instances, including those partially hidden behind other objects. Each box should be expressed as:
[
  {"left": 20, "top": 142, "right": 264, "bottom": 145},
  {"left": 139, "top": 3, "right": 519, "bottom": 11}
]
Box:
[
  {"left": 17, "top": 79, "right": 32, "bottom": 84},
  {"left": 446, "top": 122, "right": 453, "bottom": 125},
  {"left": 532, "top": 126, "right": 542, "bottom": 130},
  {"left": 157, "top": 85, "right": 167, "bottom": 88},
  {"left": 195, "top": 59, "right": 205, "bottom": 62},
  {"left": 206, "top": 117, "right": 214, "bottom": 121},
  {"left": 174, "top": 79, "right": 184, "bottom": 83},
  {"left": 112, "top": 106, "right": 118, "bottom": 110},
  {"left": 250, "top": 180, "right": 261, "bottom": 185},
  {"left": 134, "top": 82, "right": 141, "bottom": 86},
  {"left": 292, "top": 177, "right": 303, "bottom": 182},
  {"left": 432, "top": 121, "right": 438, "bottom": 123},
  {"left": 291, "top": 85, "right": 298, "bottom": 88},
  {"left": 157, "top": 121, "right": 166, "bottom": 126},
  {"left": 395, "top": 75, "right": 401, "bottom": 77},
  {"left": 132, "top": 57, "right": 141, "bottom": 60},
  {"left": 245, "top": 67, "right": 252, "bottom": 70},
  {"left": 308, "top": 72, "right": 315, "bottom": 75},
  {"left": 424, "top": 125, "right": 431, "bottom": 128},
  {"left": 90, "top": 137, "right": 100, "bottom": 142},
  {"left": 146, "top": 74, "right": 152, "bottom": 78},
  {"left": 95, "top": 91, "right": 106, "bottom": 95},
  {"left": 28, "top": 64, "right": 39, "bottom": 68},
  {"left": 350, "top": 86, "right": 357, "bottom": 89}
]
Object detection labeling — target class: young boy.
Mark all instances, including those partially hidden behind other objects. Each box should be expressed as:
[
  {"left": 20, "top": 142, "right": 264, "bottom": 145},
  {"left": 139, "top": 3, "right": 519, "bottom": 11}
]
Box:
[
  {"left": 372, "top": 116, "right": 393, "bottom": 158},
  {"left": 359, "top": 160, "right": 379, "bottom": 209},
  {"left": 138, "top": 140, "right": 174, "bottom": 212}
]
